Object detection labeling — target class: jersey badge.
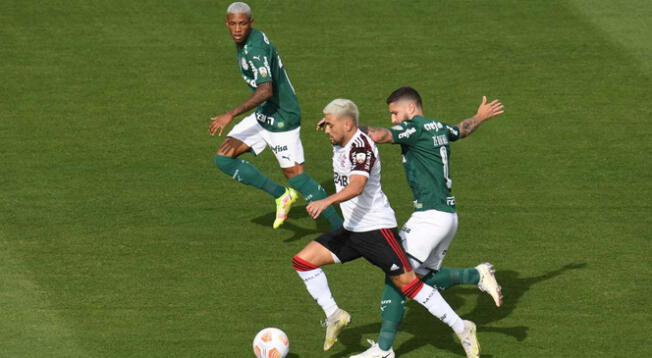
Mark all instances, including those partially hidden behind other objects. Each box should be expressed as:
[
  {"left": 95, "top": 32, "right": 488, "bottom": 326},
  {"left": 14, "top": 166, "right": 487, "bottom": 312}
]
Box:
[
  {"left": 259, "top": 66, "right": 268, "bottom": 78},
  {"left": 355, "top": 152, "right": 367, "bottom": 164}
]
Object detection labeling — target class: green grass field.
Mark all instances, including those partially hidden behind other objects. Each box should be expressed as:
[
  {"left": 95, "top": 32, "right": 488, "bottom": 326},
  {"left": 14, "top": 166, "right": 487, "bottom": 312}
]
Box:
[{"left": 2, "top": 1, "right": 651, "bottom": 357}]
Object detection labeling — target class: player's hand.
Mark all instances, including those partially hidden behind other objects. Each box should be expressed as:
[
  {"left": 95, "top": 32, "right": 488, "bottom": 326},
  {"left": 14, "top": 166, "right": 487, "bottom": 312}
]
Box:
[
  {"left": 306, "top": 199, "right": 329, "bottom": 219},
  {"left": 316, "top": 117, "right": 326, "bottom": 131},
  {"left": 475, "top": 96, "right": 504, "bottom": 121},
  {"left": 209, "top": 113, "right": 234, "bottom": 136}
]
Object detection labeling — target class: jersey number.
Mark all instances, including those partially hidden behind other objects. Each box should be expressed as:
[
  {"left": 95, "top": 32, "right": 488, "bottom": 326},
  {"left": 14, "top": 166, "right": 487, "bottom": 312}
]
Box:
[{"left": 440, "top": 146, "right": 452, "bottom": 190}]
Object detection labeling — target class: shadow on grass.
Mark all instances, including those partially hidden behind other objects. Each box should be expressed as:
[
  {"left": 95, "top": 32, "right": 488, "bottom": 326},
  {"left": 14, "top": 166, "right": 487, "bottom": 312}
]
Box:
[
  {"left": 330, "top": 263, "right": 587, "bottom": 358},
  {"left": 250, "top": 179, "right": 340, "bottom": 242},
  {"left": 250, "top": 205, "right": 331, "bottom": 242}
]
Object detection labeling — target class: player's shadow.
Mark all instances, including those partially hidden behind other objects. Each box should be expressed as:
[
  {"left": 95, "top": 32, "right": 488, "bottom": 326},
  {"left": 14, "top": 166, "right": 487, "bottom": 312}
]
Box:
[
  {"left": 330, "top": 262, "right": 587, "bottom": 358},
  {"left": 250, "top": 205, "right": 330, "bottom": 242},
  {"left": 250, "top": 180, "right": 339, "bottom": 242}
]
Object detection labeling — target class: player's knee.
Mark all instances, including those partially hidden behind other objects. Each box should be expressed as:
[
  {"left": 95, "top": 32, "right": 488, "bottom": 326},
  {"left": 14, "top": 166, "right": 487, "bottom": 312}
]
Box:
[
  {"left": 390, "top": 271, "right": 417, "bottom": 289},
  {"left": 282, "top": 165, "right": 304, "bottom": 179},
  {"left": 292, "top": 255, "right": 319, "bottom": 272},
  {"left": 214, "top": 154, "right": 237, "bottom": 174}
]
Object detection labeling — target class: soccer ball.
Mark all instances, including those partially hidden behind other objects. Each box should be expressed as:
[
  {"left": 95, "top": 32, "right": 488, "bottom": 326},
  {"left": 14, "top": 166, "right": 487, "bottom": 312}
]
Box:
[{"left": 252, "top": 327, "right": 290, "bottom": 358}]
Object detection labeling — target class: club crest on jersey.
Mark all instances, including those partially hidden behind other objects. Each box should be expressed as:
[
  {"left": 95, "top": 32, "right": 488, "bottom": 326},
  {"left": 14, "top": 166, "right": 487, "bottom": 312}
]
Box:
[
  {"left": 355, "top": 152, "right": 367, "bottom": 164},
  {"left": 241, "top": 57, "right": 248, "bottom": 70}
]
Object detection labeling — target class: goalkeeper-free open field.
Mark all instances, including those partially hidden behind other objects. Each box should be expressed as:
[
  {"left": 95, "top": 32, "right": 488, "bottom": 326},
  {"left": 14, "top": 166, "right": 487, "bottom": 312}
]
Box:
[{"left": 2, "top": 1, "right": 650, "bottom": 357}]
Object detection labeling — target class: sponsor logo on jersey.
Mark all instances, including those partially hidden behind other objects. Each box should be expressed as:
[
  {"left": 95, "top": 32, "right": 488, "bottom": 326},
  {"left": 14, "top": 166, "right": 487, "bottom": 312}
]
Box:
[
  {"left": 447, "top": 125, "right": 459, "bottom": 136},
  {"left": 271, "top": 145, "right": 288, "bottom": 153},
  {"left": 241, "top": 57, "right": 248, "bottom": 70},
  {"left": 258, "top": 66, "right": 268, "bottom": 78},
  {"left": 390, "top": 263, "right": 400, "bottom": 271},
  {"left": 334, "top": 172, "right": 349, "bottom": 187},
  {"left": 392, "top": 125, "right": 403, "bottom": 130},
  {"left": 446, "top": 196, "right": 456, "bottom": 206},
  {"left": 424, "top": 121, "right": 443, "bottom": 131},
  {"left": 398, "top": 127, "right": 416, "bottom": 139}
]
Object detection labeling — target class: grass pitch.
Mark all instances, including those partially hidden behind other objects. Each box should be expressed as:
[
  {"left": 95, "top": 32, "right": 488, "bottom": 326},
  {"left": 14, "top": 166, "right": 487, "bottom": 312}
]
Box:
[{"left": 1, "top": 1, "right": 650, "bottom": 357}]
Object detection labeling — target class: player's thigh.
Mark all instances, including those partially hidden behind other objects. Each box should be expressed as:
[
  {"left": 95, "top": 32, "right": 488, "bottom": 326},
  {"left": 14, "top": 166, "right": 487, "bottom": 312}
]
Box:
[
  {"left": 312, "top": 227, "right": 360, "bottom": 265},
  {"left": 352, "top": 228, "right": 412, "bottom": 277},
  {"left": 400, "top": 211, "right": 457, "bottom": 264},
  {"left": 216, "top": 137, "right": 251, "bottom": 157},
  {"left": 220, "top": 113, "right": 266, "bottom": 156},
  {"left": 263, "top": 126, "right": 305, "bottom": 169},
  {"left": 421, "top": 212, "right": 459, "bottom": 272}
]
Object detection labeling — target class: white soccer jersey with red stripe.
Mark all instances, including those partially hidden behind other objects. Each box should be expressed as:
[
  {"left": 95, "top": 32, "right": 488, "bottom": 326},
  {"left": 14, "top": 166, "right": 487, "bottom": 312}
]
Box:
[{"left": 331, "top": 130, "right": 397, "bottom": 232}]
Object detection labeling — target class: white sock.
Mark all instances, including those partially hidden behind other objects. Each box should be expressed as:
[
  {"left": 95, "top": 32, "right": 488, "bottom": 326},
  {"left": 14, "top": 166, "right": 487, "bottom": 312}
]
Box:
[
  {"left": 296, "top": 268, "right": 339, "bottom": 318},
  {"left": 412, "top": 283, "right": 465, "bottom": 334}
]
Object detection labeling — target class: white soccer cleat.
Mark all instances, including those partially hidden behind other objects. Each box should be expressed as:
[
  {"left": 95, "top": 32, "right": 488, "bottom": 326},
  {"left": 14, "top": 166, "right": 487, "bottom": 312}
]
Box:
[
  {"left": 323, "top": 308, "right": 351, "bottom": 351},
  {"left": 456, "top": 320, "right": 480, "bottom": 358},
  {"left": 349, "top": 339, "right": 395, "bottom": 358},
  {"left": 476, "top": 262, "right": 503, "bottom": 307}
]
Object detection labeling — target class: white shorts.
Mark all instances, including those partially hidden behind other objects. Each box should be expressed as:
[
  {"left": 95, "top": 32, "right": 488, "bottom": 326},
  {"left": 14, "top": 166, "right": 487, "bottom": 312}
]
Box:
[
  {"left": 399, "top": 210, "right": 458, "bottom": 276},
  {"left": 226, "top": 113, "right": 305, "bottom": 169}
]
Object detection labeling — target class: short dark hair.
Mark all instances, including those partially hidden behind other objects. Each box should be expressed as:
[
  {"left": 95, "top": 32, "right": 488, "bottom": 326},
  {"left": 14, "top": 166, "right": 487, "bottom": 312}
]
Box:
[{"left": 386, "top": 87, "right": 422, "bottom": 108}]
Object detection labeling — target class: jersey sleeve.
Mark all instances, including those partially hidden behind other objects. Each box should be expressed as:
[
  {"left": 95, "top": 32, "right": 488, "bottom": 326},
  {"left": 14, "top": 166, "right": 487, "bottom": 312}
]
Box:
[
  {"left": 388, "top": 121, "right": 420, "bottom": 145},
  {"left": 445, "top": 124, "right": 461, "bottom": 142},
  {"left": 349, "top": 139, "right": 376, "bottom": 178},
  {"left": 244, "top": 47, "right": 273, "bottom": 85}
]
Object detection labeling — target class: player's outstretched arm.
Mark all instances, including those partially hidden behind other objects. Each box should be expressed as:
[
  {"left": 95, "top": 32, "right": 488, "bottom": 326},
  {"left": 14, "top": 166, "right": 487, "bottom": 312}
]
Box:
[
  {"left": 359, "top": 126, "right": 394, "bottom": 144},
  {"left": 306, "top": 175, "right": 367, "bottom": 219},
  {"left": 457, "top": 96, "right": 504, "bottom": 138},
  {"left": 209, "top": 82, "right": 273, "bottom": 136}
]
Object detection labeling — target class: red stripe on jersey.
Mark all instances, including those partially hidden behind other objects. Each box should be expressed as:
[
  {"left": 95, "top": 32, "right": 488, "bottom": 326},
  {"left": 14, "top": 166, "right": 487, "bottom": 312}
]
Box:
[
  {"left": 292, "top": 256, "right": 319, "bottom": 271},
  {"left": 380, "top": 228, "right": 412, "bottom": 272},
  {"left": 402, "top": 277, "right": 424, "bottom": 299}
]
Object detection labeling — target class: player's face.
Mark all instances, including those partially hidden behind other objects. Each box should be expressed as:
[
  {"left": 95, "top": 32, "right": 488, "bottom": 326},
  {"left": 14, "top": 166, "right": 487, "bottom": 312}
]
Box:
[
  {"left": 323, "top": 114, "right": 344, "bottom": 145},
  {"left": 323, "top": 114, "right": 353, "bottom": 146},
  {"left": 225, "top": 13, "right": 253, "bottom": 45},
  {"left": 388, "top": 101, "right": 410, "bottom": 124}
]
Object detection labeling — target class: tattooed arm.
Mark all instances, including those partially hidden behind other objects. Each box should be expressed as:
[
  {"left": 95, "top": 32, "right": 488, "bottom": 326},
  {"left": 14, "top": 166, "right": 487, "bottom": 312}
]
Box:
[
  {"left": 359, "top": 126, "right": 394, "bottom": 144},
  {"left": 458, "top": 96, "right": 505, "bottom": 138}
]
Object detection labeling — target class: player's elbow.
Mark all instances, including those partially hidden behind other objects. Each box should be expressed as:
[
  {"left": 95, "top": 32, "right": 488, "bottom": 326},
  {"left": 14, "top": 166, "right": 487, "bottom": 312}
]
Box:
[{"left": 257, "top": 82, "right": 273, "bottom": 100}]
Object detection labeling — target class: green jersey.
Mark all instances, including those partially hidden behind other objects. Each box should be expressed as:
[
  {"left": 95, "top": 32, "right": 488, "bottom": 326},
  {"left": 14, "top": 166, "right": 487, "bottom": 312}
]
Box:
[
  {"left": 388, "top": 115, "right": 461, "bottom": 213},
  {"left": 236, "top": 28, "right": 301, "bottom": 132}
]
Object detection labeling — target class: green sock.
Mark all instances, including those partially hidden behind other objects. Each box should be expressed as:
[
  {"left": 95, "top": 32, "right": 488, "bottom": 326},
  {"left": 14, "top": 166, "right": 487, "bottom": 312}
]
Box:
[
  {"left": 288, "top": 173, "right": 343, "bottom": 230},
  {"left": 215, "top": 155, "right": 285, "bottom": 198},
  {"left": 423, "top": 267, "right": 480, "bottom": 290},
  {"left": 377, "top": 277, "right": 406, "bottom": 351}
]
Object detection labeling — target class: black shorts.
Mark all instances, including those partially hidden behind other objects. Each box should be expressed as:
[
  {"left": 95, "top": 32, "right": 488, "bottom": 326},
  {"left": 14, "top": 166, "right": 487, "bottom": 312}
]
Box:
[{"left": 315, "top": 227, "right": 412, "bottom": 276}]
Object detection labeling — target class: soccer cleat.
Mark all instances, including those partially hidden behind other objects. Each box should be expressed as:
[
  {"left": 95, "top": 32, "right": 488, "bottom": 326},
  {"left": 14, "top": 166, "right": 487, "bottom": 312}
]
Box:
[
  {"left": 349, "top": 339, "right": 395, "bottom": 358},
  {"left": 455, "top": 320, "right": 480, "bottom": 358},
  {"left": 273, "top": 188, "right": 299, "bottom": 229},
  {"left": 323, "top": 308, "right": 351, "bottom": 351},
  {"left": 476, "top": 262, "right": 503, "bottom": 307}
]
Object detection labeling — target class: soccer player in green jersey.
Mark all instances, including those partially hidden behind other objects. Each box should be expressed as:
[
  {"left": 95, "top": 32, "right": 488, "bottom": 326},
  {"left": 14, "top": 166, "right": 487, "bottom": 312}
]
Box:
[
  {"left": 349, "top": 87, "right": 505, "bottom": 358},
  {"left": 208, "top": 2, "right": 342, "bottom": 230}
]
